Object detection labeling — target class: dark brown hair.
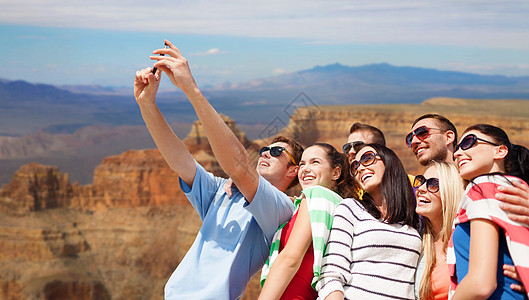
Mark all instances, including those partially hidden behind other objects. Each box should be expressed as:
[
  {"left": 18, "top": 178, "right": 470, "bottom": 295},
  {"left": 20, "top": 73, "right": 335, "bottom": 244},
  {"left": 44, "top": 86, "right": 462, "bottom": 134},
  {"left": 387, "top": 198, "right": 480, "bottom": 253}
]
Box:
[
  {"left": 349, "top": 122, "right": 386, "bottom": 146},
  {"left": 463, "top": 124, "right": 529, "bottom": 183},
  {"left": 355, "top": 143, "right": 420, "bottom": 229},
  {"left": 309, "top": 143, "right": 359, "bottom": 199},
  {"left": 412, "top": 114, "right": 458, "bottom": 148},
  {"left": 272, "top": 135, "right": 304, "bottom": 189}
]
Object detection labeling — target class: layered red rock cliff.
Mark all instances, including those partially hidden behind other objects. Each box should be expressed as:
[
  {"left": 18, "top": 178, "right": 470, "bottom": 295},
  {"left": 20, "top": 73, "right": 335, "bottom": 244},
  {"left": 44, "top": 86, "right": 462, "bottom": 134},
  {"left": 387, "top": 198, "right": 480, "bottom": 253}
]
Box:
[{"left": 1, "top": 100, "right": 529, "bottom": 299}]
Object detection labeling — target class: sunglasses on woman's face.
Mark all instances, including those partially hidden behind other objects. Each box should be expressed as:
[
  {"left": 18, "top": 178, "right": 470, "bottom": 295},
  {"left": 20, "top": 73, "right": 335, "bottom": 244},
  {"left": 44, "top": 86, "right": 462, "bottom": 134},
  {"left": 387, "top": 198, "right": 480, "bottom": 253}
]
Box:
[
  {"left": 455, "top": 134, "right": 500, "bottom": 152},
  {"left": 259, "top": 146, "right": 297, "bottom": 165},
  {"left": 351, "top": 151, "right": 381, "bottom": 176},
  {"left": 413, "top": 175, "right": 440, "bottom": 193},
  {"left": 405, "top": 126, "right": 446, "bottom": 147},
  {"left": 342, "top": 141, "right": 366, "bottom": 155}
]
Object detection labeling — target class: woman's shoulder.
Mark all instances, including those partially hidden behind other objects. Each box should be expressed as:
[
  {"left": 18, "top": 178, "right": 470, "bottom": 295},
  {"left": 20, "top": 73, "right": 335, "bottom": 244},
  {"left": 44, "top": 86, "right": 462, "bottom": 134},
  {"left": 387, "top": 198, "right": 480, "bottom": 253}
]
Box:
[
  {"left": 465, "top": 174, "right": 527, "bottom": 200},
  {"left": 337, "top": 197, "right": 367, "bottom": 213},
  {"left": 302, "top": 185, "right": 343, "bottom": 202},
  {"left": 470, "top": 173, "right": 526, "bottom": 187}
]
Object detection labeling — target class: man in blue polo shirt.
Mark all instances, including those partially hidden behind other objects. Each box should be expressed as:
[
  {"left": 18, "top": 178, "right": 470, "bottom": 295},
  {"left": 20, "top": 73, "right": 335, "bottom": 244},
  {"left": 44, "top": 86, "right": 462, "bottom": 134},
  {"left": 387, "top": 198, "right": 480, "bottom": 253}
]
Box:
[{"left": 134, "top": 39, "right": 303, "bottom": 299}]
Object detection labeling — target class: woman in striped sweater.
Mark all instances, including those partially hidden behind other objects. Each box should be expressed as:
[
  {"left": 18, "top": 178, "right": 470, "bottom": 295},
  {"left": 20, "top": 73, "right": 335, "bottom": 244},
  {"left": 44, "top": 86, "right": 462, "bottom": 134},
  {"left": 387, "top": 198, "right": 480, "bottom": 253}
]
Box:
[
  {"left": 449, "top": 124, "right": 529, "bottom": 299},
  {"left": 259, "top": 143, "right": 358, "bottom": 300},
  {"left": 317, "top": 143, "right": 421, "bottom": 300}
]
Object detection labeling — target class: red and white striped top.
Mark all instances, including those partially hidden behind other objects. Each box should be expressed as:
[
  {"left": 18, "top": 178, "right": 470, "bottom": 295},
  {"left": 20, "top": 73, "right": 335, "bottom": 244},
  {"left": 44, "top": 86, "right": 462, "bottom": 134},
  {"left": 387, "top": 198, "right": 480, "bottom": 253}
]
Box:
[{"left": 447, "top": 174, "right": 529, "bottom": 298}]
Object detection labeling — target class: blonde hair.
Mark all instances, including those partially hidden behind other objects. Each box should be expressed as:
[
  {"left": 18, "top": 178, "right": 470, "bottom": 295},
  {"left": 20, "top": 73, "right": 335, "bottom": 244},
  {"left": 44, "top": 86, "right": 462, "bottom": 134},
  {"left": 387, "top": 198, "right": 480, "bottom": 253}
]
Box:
[{"left": 419, "top": 161, "right": 464, "bottom": 300}]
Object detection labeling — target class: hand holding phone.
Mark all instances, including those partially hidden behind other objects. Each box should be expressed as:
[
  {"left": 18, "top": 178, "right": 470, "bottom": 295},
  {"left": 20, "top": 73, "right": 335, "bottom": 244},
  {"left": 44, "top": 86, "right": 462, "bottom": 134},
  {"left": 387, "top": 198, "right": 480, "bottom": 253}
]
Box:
[{"left": 152, "top": 42, "right": 169, "bottom": 74}]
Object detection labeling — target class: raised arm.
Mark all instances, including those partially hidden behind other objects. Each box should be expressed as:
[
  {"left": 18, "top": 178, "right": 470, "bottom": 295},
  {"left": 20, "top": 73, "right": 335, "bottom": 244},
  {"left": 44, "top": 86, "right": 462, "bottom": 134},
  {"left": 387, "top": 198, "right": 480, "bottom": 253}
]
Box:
[
  {"left": 151, "top": 40, "right": 260, "bottom": 201},
  {"left": 134, "top": 67, "right": 196, "bottom": 186}
]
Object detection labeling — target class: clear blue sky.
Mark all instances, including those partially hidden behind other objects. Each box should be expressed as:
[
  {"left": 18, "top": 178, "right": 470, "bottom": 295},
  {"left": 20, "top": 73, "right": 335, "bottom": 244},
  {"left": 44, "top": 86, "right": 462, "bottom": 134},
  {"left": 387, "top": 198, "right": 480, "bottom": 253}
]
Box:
[{"left": 1, "top": 0, "right": 529, "bottom": 88}]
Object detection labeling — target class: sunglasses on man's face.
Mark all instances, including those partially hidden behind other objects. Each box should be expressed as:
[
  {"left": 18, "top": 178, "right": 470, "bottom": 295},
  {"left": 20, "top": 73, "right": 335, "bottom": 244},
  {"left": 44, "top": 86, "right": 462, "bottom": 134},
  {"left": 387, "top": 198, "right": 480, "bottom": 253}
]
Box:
[
  {"left": 342, "top": 141, "right": 366, "bottom": 155},
  {"left": 259, "top": 146, "right": 297, "bottom": 165},
  {"left": 413, "top": 175, "right": 440, "bottom": 193},
  {"left": 351, "top": 151, "right": 381, "bottom": 177},
  {"left": 405, "top": 126, "right": 446, "bottom": 147},
  {"left": 454, "top": 134, "right": 500, "bottom": 152}
]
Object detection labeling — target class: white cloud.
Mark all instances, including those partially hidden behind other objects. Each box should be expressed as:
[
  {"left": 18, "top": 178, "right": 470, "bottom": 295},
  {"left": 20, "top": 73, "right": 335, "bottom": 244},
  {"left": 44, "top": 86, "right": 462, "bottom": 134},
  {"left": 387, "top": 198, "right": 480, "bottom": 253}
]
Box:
[
  {"left": 272, "top": 68, "right": 286, "bottom": 74},
  {"left": 1, "top": 0, "right": 529, "bottom": 49},
  {"left": 190, "top": 48, "right": 225, "bottom": 56}
]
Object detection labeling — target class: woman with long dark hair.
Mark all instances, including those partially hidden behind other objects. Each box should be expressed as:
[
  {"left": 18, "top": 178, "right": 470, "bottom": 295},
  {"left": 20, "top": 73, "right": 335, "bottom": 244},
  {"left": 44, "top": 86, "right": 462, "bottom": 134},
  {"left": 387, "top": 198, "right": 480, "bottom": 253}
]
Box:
[
  {"left": 450, "top": 124, "right": 529, "bottom": 299},
  {"left": 317, "top": 143, "right": 421, "bottom": 299}
]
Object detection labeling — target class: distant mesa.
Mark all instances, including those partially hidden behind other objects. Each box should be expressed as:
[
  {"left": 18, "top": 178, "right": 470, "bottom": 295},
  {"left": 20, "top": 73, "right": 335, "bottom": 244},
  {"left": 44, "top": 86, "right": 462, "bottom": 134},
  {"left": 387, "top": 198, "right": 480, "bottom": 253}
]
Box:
[{"left": 0, "top": 114, "right": 259, "bottom": 215}]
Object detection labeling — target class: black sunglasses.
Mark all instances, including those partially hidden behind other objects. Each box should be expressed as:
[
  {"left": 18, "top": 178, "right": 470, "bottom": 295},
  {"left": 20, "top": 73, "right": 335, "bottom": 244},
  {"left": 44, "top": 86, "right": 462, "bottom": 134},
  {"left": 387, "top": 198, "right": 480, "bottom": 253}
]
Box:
[
  {"left": 413, "top": 175, "right": 440, "bottom": 193},
  {"left": 455, "top": 134, "right": 500, "bottom": 152},
  {"left": 342, "top": 141, "right": 366, "bottom": 155},
  {"left": 259, "top": 146, "right": 297, "bottom": 165},
  {"left": 405, "top": 126, "right": 447, "bottom": 147},
  {"left": 351, "top": 151, "right": 381, "bottom": 176}
]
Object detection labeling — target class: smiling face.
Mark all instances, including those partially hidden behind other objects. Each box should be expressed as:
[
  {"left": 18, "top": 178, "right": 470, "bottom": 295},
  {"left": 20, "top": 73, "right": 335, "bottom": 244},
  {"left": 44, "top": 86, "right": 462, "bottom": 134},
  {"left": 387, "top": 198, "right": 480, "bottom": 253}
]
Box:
[
  {"left": 354, "top": 146, "right": 385, "bottom": 196},
  {"left": 415, "top": 165, "right": 443, "bottom": 223},
  {"left": 410, "top": 118, "right": 451, "bottom": 166},
  {"left": 256, "top": 141, "right": 295, "bottom": 182},
  {"left": 454, "top": 130, "right": 501, "bottom": 181},
  {"left": 298, "top": 145, "right": 339, "bottom": 190}
]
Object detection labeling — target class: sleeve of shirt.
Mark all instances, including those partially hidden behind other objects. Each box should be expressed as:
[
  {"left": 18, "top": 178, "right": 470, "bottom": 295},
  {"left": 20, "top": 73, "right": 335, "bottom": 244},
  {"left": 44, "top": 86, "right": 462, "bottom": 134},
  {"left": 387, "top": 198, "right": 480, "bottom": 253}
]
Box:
[
  {"left": 317, "top": 199, "right": 355, "bottom": 299},
  {"left": 179, "top": 160, "right": 226, "bottom": 221},
  {"left": 245, "top": 174, "right": 295, "bottom": 243},
  {"left": 302, "top": 186, "right": 342, "bottom": 287}
]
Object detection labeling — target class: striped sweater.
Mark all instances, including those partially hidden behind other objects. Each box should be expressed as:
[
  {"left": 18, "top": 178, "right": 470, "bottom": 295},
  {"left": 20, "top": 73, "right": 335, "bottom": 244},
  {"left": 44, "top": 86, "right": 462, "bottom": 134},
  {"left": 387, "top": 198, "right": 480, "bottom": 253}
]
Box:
[
  {"left": 447, "top": 174, "right": 529, "bottom": 299},
  {"left": 316, "top": 198, "right": 421, "bottom": 300},
  {"left": 261, "top": 185, "right": 342, "bottom": 289}
]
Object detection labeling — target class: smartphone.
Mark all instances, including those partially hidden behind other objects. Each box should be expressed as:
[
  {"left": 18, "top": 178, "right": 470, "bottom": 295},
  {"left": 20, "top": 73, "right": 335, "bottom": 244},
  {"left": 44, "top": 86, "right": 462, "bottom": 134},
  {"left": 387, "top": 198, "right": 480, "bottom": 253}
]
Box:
[{"left": 152, "top": 43, "right": 169, "bottom": 74}]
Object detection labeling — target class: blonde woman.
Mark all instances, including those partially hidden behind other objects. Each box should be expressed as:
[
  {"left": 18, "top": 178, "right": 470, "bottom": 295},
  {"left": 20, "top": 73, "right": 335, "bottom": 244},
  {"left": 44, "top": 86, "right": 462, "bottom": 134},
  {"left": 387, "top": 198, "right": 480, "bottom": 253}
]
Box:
[{"left": 414, "top": 161, "right": 464, "bottom": 300}]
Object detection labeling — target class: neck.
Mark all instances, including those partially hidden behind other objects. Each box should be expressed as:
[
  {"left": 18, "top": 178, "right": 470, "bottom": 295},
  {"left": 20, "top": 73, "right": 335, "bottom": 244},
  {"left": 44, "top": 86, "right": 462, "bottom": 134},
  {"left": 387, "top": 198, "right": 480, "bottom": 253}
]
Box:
[
  {"left": 445, "top": 149, "right": 455, "bottom": 164},
  {"left": 430, "top": 218, "right": 443, "bottom": 242},
  {"left": 489, "top": 162, "right": 505, "bottom": 175},
  {"left": 371, "top": 190, "right": 387, "bottom": 218},
  {"left": 264, "top": 175, "right": 290, "bottom": 192}
]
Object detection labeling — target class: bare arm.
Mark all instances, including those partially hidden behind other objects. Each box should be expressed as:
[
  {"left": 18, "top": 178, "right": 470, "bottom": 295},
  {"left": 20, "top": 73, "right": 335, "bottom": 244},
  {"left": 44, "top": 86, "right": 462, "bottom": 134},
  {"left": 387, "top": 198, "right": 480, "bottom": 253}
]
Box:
[
  {"left": 496, "top": 181, "right": 529, "bottom": 225},
  {"left": 151, "top": 40, "right": 261, "bottom": 201},
  {"left": 324, "top": 291, "right": 344, "bottom": 300},
  {"left": 134, "top": 68, "right": 196, "bottom": 186},
  {"left": 452, "top": 219, "right": 499, "bottom": 300},
  {"left": 259, "top": 199, "right": 312, "bottom": 299}
]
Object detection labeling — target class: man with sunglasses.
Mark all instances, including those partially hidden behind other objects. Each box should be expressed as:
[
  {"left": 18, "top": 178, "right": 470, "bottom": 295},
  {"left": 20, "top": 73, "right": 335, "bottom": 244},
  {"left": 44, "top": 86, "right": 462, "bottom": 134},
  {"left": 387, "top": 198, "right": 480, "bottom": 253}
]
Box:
[
  {"left": 407, "top": 114, "right": 529, "bottom": 223},
  {"left": 343, "top": 122, "right": 386, "bottom": 163},
  {"left": 407, "top": 114, "right": 457, "bottom": 167},
  {"left": 134, "top": 39, "right": 303, "bottom": 299}
]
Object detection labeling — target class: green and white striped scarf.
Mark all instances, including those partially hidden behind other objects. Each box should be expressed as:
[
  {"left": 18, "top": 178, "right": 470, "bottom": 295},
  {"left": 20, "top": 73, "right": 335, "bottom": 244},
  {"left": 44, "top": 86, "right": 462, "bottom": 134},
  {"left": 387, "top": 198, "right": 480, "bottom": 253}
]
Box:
[{"left": 260, "top": 185, "right": 342, "bottom": 289}]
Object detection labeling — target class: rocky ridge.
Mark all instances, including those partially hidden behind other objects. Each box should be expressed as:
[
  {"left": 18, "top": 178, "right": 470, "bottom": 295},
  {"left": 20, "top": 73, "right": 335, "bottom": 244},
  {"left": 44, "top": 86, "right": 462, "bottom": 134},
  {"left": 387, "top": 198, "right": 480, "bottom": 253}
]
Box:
[{"left": 1, "top": 99, "right": 529, "bottom": 299}]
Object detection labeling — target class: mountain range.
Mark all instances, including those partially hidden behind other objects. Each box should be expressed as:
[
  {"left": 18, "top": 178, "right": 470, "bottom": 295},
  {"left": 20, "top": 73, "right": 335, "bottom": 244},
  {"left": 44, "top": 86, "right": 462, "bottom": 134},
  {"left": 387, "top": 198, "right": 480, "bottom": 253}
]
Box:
[
  {"left": 2, "top": 63, "right": 529, "bottom": 137},
  {"left": 1, "top": 62, "right": 529, "bottom": 185}
]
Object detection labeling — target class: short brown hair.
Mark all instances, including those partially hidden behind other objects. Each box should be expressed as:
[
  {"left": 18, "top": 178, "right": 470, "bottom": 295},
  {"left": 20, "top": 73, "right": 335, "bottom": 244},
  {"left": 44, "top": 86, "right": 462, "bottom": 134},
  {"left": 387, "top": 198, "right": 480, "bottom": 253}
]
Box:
[
  {"left": 349, "top": 122, "right": 386, "bottom": 146},
  {"left": 271, "top": 135, "right": 304, "bottom": 189},
  {"left": 412, "top": 114, "right": 458, "bottom": 148}
]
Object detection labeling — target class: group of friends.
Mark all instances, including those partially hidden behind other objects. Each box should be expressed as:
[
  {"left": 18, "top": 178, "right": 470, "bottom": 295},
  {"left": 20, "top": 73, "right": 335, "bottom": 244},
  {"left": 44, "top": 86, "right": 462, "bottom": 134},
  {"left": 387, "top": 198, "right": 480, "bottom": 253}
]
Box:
[{"left": 134, "top": 40, "right": 529, "bottom": 300}]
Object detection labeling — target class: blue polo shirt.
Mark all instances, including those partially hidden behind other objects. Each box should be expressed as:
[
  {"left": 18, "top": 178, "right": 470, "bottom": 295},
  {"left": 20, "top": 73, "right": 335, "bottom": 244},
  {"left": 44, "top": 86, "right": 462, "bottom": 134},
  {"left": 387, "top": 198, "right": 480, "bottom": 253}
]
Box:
[{"left": 164, "top": 162, "right": 294, "bottom": 300}]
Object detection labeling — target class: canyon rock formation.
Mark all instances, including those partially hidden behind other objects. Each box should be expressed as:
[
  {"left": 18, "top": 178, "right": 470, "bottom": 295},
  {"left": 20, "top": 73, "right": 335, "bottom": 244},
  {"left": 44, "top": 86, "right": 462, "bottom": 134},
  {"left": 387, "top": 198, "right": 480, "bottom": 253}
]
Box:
[{"left": 1, "top": 100, "right": 529, "bottom": 299}]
